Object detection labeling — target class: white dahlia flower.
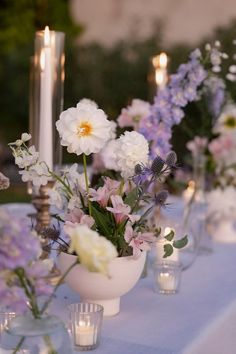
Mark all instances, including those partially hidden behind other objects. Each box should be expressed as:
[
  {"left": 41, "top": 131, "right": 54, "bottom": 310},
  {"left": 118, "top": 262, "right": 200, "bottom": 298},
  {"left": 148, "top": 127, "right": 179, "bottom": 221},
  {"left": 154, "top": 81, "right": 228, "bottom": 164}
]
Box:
[
  {"left": 116, "top": 131, "right": 149, "bottom": 179},
  {"left": 56, "top": 100, "right": 113, "bottom": 156}
]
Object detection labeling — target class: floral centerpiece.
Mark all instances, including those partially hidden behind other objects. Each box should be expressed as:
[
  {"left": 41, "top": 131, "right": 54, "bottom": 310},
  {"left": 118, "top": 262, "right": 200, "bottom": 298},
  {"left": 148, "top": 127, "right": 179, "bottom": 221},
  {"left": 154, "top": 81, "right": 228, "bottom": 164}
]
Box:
[
  {"left": 10, "top": 101, "right": 187, "bottom": 259},
  {"left": 179, "top": 41, "right": 236, "bottom": 243},
  {"left": 205, "top": 105, "right": 236, "bottom": 242},
  {"left": 9, "top": 100, "right": 187, "bottom": 315},
  {"left": 208, "top": 104, "right": 236, "bottom": 187}
]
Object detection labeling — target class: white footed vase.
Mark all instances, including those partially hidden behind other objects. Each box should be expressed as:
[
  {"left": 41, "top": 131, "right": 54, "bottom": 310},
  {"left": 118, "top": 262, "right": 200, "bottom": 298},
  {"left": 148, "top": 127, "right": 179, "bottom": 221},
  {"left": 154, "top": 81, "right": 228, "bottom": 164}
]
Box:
[{"left": 58, "top": 251, "right": 146, "bottom": 316}]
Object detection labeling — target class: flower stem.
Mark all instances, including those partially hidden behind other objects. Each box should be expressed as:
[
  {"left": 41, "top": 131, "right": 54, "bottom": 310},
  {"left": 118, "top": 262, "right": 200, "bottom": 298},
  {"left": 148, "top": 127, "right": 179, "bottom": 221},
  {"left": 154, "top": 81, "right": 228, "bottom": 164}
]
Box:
[
  {"left": 40, "top": 259, "right": 78, "bottom": 315},
  {"left": 43, "top": 334, "right": 58, "bottom": 354},
  {"left": 12, "top": 336, "right": 25, "bottom": 354},
  {"left": 49, "top": 169, "right": 73, "bottom": 198},
  {"left": 83, "top": 153, "right": 92, "bottom": 216},
  {"left": 15, "top": 269, "right": 40, "bottom": 319},
  {"left": 118, "top": 179, "right": 125, "bottom": 195}
]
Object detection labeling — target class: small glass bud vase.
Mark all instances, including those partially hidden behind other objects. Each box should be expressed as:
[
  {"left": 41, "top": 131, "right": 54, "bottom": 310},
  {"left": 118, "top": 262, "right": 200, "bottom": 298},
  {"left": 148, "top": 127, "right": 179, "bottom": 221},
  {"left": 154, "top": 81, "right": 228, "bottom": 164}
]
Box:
[
  {"left": 181, "top": 153, "right": 212, "bottom": 268},
  {"left": 0, "top": 314, "right": 73, "bottom": 353},
  {"left": 192, "top": 153, "right": 212, "bottom": 254}
]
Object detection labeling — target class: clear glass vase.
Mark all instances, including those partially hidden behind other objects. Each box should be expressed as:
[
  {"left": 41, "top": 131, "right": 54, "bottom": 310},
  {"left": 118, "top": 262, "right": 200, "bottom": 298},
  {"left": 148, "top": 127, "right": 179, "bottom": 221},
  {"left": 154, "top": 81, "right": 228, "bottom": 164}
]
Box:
[
  {"left": 0, "top": 314, "right": 73, "bottom": 353},
  {"left": 181, "top": 153, "right": 212, "bottom": 268}
]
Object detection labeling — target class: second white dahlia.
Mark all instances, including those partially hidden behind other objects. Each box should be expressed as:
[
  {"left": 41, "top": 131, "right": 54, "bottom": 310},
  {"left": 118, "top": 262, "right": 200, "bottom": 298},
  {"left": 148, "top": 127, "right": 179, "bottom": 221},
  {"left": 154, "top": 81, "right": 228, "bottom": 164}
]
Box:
[{"left": 116, "top": 131, "right": 149, "bottom": 179}]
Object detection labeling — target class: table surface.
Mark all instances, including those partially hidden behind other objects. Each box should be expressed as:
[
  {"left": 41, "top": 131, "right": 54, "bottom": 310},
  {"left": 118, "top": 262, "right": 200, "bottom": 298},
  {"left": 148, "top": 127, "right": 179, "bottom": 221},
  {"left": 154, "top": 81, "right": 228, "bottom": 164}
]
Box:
[{"left": 2, "top": 202, "right": 236, "bottom": 354}]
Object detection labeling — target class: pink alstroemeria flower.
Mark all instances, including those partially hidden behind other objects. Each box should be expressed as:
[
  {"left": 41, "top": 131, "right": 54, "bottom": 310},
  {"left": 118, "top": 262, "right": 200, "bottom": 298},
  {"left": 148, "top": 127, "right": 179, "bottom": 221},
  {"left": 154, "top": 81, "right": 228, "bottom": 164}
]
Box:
[
  {"left": 124, "top": 223, "right": 156, "bottom": 258},
  {"left": 89, "top": 178, "right": 121, "bottom": 208},
  {"left": 64, "top": 209, "right": 95, "bottom": 235},
  {"left": 103, "top": 177, "right": 121, "bottom": 194},
  {"left": 209, "top": 134, "right": 235, "bottom": 160},
  {"left": 89, "top": 186, "right": 109, "bottom": 208},
  {"left": 106, "top": 195, "right": 140, "bottom": 224}
]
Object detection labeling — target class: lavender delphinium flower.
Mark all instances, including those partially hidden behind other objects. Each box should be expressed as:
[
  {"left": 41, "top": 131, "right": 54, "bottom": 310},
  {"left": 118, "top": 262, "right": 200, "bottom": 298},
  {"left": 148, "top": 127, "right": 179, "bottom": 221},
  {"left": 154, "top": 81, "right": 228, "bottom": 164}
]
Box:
[
  {"left": 0, "top": 208, "right": 53, "bottom": 314},
  {"left": 0, "top": 219, "right": 41, "bottom": 270},
  {"left": 140, "top": 49, "right": 207, "bottom": 157},
  {"left": 139, "top": 120, "right": 172, "bottom": 159}
]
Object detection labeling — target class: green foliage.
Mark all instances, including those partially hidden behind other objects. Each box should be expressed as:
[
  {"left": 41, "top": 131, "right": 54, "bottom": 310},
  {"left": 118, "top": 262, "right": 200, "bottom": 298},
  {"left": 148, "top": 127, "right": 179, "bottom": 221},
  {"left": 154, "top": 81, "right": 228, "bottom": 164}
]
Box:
[
  {"left": 163, "top": 235, "right": 188, "bottom": 258},
  {"left": 163, "top": 243, "right": 173, "bottom": 258},
  {"left": 173, "top": 236, "right": 188, "bottom": 249},
  {"left": 164, "top": 230, "right": 175, "bottom": 242},
  {"left": 90, "top": 204, "right": 114, "bottom": 239}
]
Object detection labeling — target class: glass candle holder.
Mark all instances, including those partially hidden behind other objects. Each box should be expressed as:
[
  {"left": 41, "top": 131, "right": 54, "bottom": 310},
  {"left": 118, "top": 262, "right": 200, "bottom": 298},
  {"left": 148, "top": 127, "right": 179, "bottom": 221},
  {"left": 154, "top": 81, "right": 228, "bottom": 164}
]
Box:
[
  {"left": 153, "top": 261, "right": 181, "bottom": 294},
  {"left": 0, "top": 311, "right": 15, "bottom": 339},
  {"left": 68, "top": 303, "right": 103, "bottom": 351},
  {"left": 29, "top": 27, "right": 65, "bottom": 173}
]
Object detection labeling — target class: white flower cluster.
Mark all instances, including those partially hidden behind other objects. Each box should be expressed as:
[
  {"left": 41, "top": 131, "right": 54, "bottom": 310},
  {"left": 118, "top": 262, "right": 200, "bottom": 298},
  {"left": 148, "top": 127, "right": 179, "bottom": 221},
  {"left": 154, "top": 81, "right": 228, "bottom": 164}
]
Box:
[
  {"left": 48, "top": 164, "right": 88, "bottom": 210},
  {"left": 207, "top": 186, "right": 236, "bottom": 219},
  {"left": 205, "top": 41, "right": 228, "bottom": 73},
  {"left": 9, "top": 133, "right": 51, "bottom": 186},
  {"left": 0, "top": 172, "right": 9, "bottom": 190},
  {"left": 213, "top": 105, "right": 236, "bottom": 136},
  {"left": 101, "top": 131, "right": 149, "bottom": 179}
]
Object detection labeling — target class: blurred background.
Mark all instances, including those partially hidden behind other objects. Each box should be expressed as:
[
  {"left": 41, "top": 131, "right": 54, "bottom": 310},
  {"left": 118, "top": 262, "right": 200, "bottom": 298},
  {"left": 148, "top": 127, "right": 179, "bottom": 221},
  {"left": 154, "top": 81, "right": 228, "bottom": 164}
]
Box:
[{"left": 1, "top": 0, "right": 236, "bottom": 202}]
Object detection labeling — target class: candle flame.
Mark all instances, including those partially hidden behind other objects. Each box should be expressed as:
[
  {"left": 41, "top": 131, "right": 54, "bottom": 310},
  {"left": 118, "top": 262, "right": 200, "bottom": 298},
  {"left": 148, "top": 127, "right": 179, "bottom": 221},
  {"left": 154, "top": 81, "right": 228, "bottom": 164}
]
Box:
[
  {"left": 188, "top": 180, "right": 196, "bottom": 189},
  {"left": 79, "top": 320, "right": 91, "bottom": 327},
  {"left": 44, "top": 26, "right": 50, "bottom": 46},
  {"left": 159, "top": 52, "right": 168, "bottom": 68},
  {"left": 152, "top": 52, "right": 168, "bottom": 69}
]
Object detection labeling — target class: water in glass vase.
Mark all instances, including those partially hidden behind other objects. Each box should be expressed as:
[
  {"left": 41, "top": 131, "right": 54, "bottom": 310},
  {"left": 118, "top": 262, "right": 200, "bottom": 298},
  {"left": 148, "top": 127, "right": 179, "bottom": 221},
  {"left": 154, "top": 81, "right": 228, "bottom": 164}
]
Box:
[{"left": 0, "top": 314, "right": 73, "bottom": 353}]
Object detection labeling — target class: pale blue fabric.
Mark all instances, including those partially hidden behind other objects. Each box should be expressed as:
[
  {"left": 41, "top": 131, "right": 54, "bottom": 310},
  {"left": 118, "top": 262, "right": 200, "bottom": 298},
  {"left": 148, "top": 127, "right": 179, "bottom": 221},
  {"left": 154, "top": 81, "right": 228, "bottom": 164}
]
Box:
[
  {"left": 51, "top": 243, "right": 236, "bottom": 354},
  {"left": 3, "top": 203, "right": 236, "bottom": 354}
]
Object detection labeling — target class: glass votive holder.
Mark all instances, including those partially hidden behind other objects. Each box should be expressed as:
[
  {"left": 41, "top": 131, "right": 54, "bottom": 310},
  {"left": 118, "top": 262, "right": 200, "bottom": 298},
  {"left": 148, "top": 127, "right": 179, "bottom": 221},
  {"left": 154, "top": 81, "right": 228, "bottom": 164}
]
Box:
[
  {"left": 68, "top": 303, "right": 103, "bottom": 351},
  {"left": 153, "top": 261, "right": 181, "bottom": 294}
]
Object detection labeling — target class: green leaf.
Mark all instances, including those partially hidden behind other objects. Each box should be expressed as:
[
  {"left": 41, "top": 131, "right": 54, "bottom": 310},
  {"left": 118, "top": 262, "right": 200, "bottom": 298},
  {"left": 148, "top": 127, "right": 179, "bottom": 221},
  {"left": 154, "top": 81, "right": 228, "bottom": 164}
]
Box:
[
  {"left": 155, "top": 227, "right": 162, "bottom": 237},
  {"left": 124, "top": 188, "right": 138, "bottom": 208},
  {"left": 164, "top": 230, "right": 175, "bottom": 242},
  {"left": 173, "top": 235, "right": 188, "bottom": 249},
  {"left": 163, "top": 244, "right": 173, "bottom": 258},
  {"left": 91, "top": 205, "right": 113, "bottom": 237}
]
